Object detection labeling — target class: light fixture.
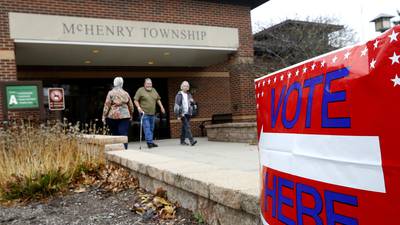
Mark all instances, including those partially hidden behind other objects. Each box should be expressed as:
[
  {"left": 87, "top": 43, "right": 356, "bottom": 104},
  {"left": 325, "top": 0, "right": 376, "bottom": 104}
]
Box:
[
  {"left": 148, "top": 61, "right": 155, "bottom": 65},
  {"left": 84, "top": 60, "right": 91, "bottom": 64},
  {"left": 163, "top": 52, "right": 171, "bottom": 56},
  {"left": 92, "top": 49, "right": 100, "bottom": 54},
  {"left": 371, "top": 13, "right": 394, "bottom": 33}
]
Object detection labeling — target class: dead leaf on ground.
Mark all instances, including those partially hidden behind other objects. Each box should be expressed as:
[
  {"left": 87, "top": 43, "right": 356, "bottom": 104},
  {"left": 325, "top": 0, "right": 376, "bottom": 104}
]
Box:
[
  {"left": 131, "top": 188, "right": 177, "bottom": 220},
  {"left": 160, "top": 205, "right": 176, "bottom": 220},
  {"left": 74, "top": 187, "right": 86, "bottom": 193},
  {"left": 71, "top": 163, "right": 177, "bottom": 221}
]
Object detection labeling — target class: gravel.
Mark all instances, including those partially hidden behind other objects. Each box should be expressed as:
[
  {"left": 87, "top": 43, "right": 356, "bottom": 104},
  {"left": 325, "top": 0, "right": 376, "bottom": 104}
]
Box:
[{"left": 0, "top": 187, "right": 203, "bottom": 225}]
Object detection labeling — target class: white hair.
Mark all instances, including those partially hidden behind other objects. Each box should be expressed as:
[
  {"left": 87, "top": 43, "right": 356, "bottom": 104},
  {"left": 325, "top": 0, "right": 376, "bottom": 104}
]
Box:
[
  {"left": 180, "top": 81, "right": 190, "bottom": 90},
  {"left": 144, "top": 78, "right": 152, "bottom": 83},
  {"left": 113, "top": 77, "right": 123, "bottom": 88}
]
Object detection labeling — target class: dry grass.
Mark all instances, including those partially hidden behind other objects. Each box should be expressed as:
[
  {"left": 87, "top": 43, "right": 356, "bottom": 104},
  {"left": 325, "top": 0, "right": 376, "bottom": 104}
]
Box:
[{"left": 0, "top": 120, "right": 106, "bottom": 201}]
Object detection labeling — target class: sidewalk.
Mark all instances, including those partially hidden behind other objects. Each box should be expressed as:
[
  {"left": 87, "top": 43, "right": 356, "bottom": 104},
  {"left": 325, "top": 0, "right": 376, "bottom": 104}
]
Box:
[
  {"left": 106, "top": 137, "right": 261, "bottom": 225},
  {"left": 127, "top": 137, "right": 259, "bottom": 172}
]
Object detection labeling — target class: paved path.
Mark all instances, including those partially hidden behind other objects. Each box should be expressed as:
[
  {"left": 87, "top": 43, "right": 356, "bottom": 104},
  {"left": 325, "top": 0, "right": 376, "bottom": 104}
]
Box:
[
  {"left": 127, "top": 137, "right": 259, "bottom": 172},
  {"left": 124, "top": 137, "right": 261, "bottom": 196}
]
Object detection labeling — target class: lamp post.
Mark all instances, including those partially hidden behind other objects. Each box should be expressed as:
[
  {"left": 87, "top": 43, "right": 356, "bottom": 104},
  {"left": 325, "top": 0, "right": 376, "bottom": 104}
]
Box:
[{"left": 371, "top": 13, "right": 394, "bottom": 33}]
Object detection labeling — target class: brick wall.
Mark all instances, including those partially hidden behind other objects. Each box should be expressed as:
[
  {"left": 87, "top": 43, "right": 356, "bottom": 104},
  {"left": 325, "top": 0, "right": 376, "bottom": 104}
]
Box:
[
  {"left": 229, "top": 64, "right": 257, "bottom": 117},
  {"left": 167, "top": 77, "right": 232, "bottom": 138},
  {"left": 0, "top": 0, "right": 256, "bottom": 132},
  {"left": 0, "top": 0, "right": 253, "bottom": 57},
  {"left": 0, "top": 87, "right": 2, "bottom": 121},
  {"left": 170, "top": 120, "right": 205, "bottom": 140},
  {"left": 7, "top": 111, "right": 41, "bottom": 121}
]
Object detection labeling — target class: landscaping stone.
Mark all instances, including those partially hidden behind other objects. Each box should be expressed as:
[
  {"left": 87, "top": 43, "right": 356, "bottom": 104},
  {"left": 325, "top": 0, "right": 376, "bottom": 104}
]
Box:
[{"left": 205, "top": 122, "right": 257, "bottom": 143}]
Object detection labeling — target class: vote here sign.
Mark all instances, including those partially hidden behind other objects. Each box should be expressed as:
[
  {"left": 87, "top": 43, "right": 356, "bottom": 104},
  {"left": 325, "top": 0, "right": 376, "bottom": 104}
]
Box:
[{"left": 255, "top": 25, "right": 400, "bottom": 225}]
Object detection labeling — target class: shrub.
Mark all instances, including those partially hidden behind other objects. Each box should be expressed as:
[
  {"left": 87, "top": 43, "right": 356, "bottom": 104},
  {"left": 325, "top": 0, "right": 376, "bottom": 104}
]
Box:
[{"left": 0, "top": 120, "right": 106, "bottom": 201}]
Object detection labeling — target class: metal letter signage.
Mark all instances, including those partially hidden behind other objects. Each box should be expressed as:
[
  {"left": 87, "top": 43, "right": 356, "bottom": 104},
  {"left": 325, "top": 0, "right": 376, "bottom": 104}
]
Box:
[
  {"left": 9, "top": 12, "right": 239, "bottom": 50},
  {"left": 255, "top": 25, "right": 400, "bottom": 225}
]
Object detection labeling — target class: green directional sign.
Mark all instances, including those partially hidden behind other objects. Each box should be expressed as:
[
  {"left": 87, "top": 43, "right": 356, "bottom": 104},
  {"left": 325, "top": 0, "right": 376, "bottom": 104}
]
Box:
[{"left": 6, "top": 85, "right": 39, "bottom": 109}]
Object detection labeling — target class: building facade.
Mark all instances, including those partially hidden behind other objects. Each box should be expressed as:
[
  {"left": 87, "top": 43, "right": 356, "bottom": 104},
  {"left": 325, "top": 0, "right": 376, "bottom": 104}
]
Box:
[{"left": 0, "top": 0, "right": 266, "bottom": 139}]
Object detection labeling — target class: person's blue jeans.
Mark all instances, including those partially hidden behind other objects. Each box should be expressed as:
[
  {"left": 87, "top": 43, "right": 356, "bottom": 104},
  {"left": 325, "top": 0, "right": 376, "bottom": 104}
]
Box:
[
  {"left": 180, "top": 115, "right": 194, "bottom": 143},
  {"left": 142, "top": 114, "right": 155, "bottom": 144},
  {"left": 106, "top": 118, "right": 130, "bottom": 149}
]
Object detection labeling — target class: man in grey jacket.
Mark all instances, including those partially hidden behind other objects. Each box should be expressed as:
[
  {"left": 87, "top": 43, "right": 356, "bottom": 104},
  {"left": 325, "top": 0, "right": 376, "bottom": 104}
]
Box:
[{"left": 174, "top": 81, "right": 197, "bottom": 146}]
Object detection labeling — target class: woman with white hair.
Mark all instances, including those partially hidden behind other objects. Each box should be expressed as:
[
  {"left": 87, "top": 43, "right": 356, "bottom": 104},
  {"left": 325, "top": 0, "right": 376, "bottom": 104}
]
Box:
[
  {"left": 102, "top": 77, "right": 134, "bottom": 149},
  {"left": 174, "top": 81, "right": 197, "bottom": 146}
]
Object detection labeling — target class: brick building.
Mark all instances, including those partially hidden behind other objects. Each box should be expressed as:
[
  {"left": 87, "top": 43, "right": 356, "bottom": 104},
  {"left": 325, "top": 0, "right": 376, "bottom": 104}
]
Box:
[{"left": 0, "top": 0, "right": 267, "bottom": 139}]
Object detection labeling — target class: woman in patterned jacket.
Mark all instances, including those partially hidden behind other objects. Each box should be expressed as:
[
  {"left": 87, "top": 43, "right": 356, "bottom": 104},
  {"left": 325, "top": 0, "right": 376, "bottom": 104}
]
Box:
[{"left": 102, "top": 77, "right": 134, "bottom": 149}]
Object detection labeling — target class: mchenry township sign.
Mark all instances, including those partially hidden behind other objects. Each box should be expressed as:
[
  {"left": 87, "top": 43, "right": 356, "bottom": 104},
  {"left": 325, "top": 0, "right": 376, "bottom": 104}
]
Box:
[
  {"left": 6, "top": 85, "right": 39, "bottom": 109},
  {"left": 9, "top": 12, "right": 238, "bottom": 50},
  {"left": 62, "top": 23, "right": 207, "bottom": 41}
]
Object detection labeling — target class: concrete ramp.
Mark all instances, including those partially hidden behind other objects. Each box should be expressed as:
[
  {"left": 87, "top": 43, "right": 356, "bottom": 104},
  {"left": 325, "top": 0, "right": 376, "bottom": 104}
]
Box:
[{"left": 105, "top": 138, "right": 261, "bottom": 225}]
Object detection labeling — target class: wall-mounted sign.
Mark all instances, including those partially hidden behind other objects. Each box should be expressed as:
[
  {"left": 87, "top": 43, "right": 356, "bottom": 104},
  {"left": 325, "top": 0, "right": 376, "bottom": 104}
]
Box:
[
  {"left": 9, "top": 12, "right": 239, "bottom": 50},
  {"left": 48, "top": 88, "right": 65, "bottom": 111},
  {"left": 0, "top": 81, "right": 44, "bottom": 121},
  {"left": 6, "top": 85, "right": 39, "bottom": 109}
]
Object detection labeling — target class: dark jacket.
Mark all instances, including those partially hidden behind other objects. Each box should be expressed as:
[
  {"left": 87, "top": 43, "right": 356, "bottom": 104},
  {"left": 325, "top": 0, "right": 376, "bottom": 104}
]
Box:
[{"left": 174, "top": 91, "right": 195, "bottom": 117}]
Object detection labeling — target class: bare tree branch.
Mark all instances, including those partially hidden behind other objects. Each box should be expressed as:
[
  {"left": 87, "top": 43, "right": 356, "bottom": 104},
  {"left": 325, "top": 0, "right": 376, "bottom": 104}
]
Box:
[{"left": 253, "top": 16, "right": 357, "bottom": 74}]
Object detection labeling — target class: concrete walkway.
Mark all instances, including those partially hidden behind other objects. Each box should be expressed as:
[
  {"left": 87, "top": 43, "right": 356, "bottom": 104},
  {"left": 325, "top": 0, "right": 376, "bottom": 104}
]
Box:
[
  {"left": 128, "top": 137, "right": 259, "bottom": 172},
  {"left": 105, "top": 137, "right": 262, "bottom": 225}
]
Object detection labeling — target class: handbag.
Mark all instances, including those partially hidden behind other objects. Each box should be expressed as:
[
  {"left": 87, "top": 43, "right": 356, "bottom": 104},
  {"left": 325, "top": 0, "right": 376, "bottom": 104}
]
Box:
[{"left": 191, "top": 101, "right": 198, "bottom": 117}]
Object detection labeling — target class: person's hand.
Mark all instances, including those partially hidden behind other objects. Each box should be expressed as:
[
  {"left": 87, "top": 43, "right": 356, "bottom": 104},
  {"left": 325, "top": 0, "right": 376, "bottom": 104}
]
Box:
[
  {"left": 138, "top": 107, "right": 144, "bottom": 114},
  {"left": 161, "top": 107, "right": 166, "bottom": 114},
  {"left": 102, "top": 117, "right": 106, "bottom": 124}
]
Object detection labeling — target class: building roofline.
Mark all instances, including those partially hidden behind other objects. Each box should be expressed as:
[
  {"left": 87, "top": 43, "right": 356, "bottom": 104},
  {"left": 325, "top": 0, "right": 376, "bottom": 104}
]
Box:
[
  {"left": 254, "top": 19, "right": 344, "bottom": 38},
  {"left": 370, "top": 13, "right": 394, "bottom": 22},
  {"left": 197, "top": 0, "right": 269, "bottom": 9}
]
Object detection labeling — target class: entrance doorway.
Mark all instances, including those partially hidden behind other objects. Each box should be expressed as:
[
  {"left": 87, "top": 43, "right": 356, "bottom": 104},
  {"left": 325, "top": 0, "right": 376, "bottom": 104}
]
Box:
[{"left": 43, "top": 78, "right": 170, "bottom": 141}]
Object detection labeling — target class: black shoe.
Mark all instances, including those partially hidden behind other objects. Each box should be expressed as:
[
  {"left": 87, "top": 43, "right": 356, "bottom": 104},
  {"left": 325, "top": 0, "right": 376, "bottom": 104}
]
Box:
[
  {"left": 190, "top": 140, "right": 197, "bottom": 146},
  {"left": 151, "top": 143, "right": 158, "bottom": 147},
  {"left": 180, "top": 142, "right": 189, "bottom": 146},
  {"left": 147, "top": 143, "right": 153, "bottom": 149}
]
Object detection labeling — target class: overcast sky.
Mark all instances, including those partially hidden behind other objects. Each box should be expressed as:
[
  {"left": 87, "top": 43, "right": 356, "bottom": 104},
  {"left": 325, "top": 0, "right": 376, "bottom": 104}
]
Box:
[{"left": 251, "top": 0, "right": 399, "bottom": 43}]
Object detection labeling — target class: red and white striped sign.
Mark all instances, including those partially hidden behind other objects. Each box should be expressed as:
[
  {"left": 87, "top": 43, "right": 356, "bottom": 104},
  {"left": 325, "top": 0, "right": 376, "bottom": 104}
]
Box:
[{"left": 255, "top": 26, "right": 400, "bottom": 225}]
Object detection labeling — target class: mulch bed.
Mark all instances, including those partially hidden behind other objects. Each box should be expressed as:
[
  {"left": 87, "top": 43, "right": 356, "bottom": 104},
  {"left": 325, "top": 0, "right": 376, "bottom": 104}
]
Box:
[{"left": 0, "top": 164, "right": 205, "bottom": 225}]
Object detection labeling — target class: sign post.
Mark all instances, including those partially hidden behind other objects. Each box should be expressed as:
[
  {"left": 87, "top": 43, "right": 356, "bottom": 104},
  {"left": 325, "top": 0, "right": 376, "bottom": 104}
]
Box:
[{"left": 255, "top": 26, "right": 400, "bottom": 224}]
